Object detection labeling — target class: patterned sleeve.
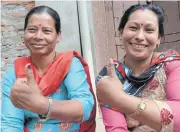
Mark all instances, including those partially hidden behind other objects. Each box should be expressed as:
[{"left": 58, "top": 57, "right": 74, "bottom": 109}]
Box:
[
  {"left": 154, "top": 60, "right": 180, "bottom": 132},
  {"left": 164, "top": 60, "right": 180, "bottom": 131}
]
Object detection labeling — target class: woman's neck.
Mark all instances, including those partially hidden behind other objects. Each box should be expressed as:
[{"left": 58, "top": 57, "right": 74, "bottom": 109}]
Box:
[
  {"left": 124, "top": 53, "right": 153, "bottom": 76},
  {"left": 30, "top": 52, "right": 56, "bottom": 75}
]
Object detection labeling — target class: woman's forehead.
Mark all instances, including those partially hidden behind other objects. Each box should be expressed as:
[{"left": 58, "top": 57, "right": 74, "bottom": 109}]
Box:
[
  {"left": 127, "top": 9, "right": 158, "bottom": 25},
  {"left": 27, "top": 13, "right": 55, "bottom": 27},
  {"left": 126, "top": 20, "right": 157, "bottom": 26}
]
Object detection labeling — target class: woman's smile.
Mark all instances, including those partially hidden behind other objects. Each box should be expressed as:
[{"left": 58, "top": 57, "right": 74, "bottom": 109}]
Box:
[
  {"left": 130, "top": 42, "right": 148, "bottom": 50},
  {"left": 30, "top": 44, "right": 45, "bottom": 49}
]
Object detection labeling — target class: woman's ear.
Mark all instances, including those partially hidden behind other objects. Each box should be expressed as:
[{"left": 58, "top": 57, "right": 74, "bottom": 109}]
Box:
[
  {"left": 118, "top": 30, "right": 124, "bottom": 42},
  {"left": 118, "top": 29, "right": 123, "bottom": 36},
  {"left": 157, "top": 36, "right": 161, "bottom": 46},
  {"left": 56, "top": 32, "right": 61, "bottom": 43}
]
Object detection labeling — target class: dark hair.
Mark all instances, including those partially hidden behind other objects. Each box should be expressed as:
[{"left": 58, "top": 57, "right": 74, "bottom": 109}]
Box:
[
  {"left": 118, "top": 4, "right": 165, "bottom": 37},
  {"left": 24, "top": 6, "right": 61, "bottom": 33}
]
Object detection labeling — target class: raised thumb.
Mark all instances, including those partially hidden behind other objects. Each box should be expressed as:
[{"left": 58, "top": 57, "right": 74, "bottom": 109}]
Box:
[
  {"left": 25, "top": 63, "right": 35, "bottom": 85},
  {"left": 107, "top": 58, "right": 117, "bottom": 79}
]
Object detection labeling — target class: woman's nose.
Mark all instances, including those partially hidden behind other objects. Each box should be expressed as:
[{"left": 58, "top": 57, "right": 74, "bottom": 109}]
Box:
[
  {"left": 135, "top": 30, "right": 145, "bottom": 41},
  {"left": 34, "top": 30, "right": 43, "bottom": 40}
]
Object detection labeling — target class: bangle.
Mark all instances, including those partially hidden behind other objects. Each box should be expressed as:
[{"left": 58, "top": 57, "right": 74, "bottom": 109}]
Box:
[
  {"left": 128, "top": 98, "right": 147, "bottom": 117},
  {"left": 38, "top": 98, "right": 53, "bottom": 122}
]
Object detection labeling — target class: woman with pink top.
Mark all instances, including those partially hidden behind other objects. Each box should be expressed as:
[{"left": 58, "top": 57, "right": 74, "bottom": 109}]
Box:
[{"left": 96, "top": 3, "right": 180, "bottom": 132}]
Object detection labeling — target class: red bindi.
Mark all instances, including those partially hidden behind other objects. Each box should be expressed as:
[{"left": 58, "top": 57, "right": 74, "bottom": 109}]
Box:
[{"left": 39, "top": 24, "right": 41, "bottom": 26}]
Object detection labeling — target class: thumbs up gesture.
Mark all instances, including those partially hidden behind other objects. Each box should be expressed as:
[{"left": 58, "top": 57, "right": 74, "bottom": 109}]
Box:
[
  {"left": 96, "top": 58, "right": 124, "bottom": 107},
  {"left": 10, "top": 64, "right": 48, "bottom": 114}
]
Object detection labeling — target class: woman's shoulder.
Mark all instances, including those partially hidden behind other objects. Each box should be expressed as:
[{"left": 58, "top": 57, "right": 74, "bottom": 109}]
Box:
[
  {"left": 70, "top": 57, "right": 83, "bottom": 68},
  {"left": 58, "top": 51, "right": 84, "bottom": 67},
  {"left": 67, "top": 57, "right": 85, "bottom": 74},
  {"left": 165, "top": 60, "right": 180, "bottom": 74},
  {"left": 158, "top": 50, "right": 180, "bottom": 73},
  {"left": 154, "top": 49, "right": 179, "bottom": 57},
  {"left": 152, "top": 49, "right": 179, "bottom": 63}
]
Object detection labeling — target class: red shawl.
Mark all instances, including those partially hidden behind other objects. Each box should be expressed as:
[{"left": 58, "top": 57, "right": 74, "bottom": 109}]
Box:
[{"left": 14, "top": 51, "right": 96, "bottom": 132}]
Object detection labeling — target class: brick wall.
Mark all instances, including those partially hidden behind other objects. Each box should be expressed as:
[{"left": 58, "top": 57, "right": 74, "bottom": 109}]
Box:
[{"left": 1, "top": 0, "right": 35, "bottom": 78}]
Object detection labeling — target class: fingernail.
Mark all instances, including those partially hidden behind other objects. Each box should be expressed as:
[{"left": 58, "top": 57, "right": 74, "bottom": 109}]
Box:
[
  {"left": 27, "top": 64, "right": 31, "bottom": 69},
  {"left": 108, "top": 58, "right": 113, "bottom": 65}
]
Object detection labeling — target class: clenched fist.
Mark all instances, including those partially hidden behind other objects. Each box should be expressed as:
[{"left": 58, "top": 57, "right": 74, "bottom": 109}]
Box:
[
  {"left": 10, "top": 64, "right": 48, "bottom": 115},
  {"left": 96, "top": 58, "right": 125, "bottom": 107}
]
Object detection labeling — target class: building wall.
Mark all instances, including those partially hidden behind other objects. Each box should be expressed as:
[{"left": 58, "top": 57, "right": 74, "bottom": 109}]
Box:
[
  {"left": 91, "top": 1, "right": 180, "bottom": 74},
  {"left": 1, "top": 0, "right": 35, "bottom": 77},
  {"left": 1, "top": 1, "right": 82, "bottom": 78},
  {"left": 35, "top": 1, "right": 82, "bottom": 55}
]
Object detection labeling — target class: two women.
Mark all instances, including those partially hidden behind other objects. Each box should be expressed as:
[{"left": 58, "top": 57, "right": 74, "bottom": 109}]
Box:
[{"left": 2, "top": 3, "right": 180, "bottom": 132}]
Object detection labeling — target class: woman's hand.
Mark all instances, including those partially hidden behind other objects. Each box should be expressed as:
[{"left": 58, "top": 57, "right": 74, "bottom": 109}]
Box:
[
  {"left": 10, "top": 64, "right": 48, "bottom": 114},
  {"left": 96, "top": 59, "right": 125, "bottom": 107}
]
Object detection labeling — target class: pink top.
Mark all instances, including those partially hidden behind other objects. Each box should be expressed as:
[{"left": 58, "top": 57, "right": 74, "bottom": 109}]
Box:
[{"left": 101, "top": 60, "right": 180, "bottom": 132}]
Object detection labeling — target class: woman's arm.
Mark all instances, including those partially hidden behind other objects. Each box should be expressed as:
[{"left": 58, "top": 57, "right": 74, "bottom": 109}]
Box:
[
  {"left": 164, "top": 60, "right": 180, "bottom": 131},
  {"left": 101, "top": 106, "right": 128, "bottom": 132},
  {"left": 1, "top": 66, "right": 25, "bottom": 132},
  {"left": 43, "top": 57, "right": 94, "bottom": 123},
  {"left": 113, "top": 93, "right": 162, "bottom": 131},
  {"left": 96, "top": 59, "right": 180, "bottom": 131},
  {"left": 108, "top": 60, "right": 180, "bottom": 131}
]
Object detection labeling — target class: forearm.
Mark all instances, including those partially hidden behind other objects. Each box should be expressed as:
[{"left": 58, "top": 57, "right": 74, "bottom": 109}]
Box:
[
  {"left": 39, "top": 99, "right": 83, "bottom": 123},
  {"left": 113, "top": 93, "right": 161, "bottom": 131}
]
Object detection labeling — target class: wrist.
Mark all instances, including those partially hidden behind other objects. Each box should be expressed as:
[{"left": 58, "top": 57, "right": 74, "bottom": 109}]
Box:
[
  {"left": 110, "top": 92, "right": 128, "bottom": 111},
  {"left": 115, "top": 93, "right": 135, "bottom": 113},
  {"left": 118, "top": 94, "right": 142, "bottom": 114},
  {"left": 38, "top": 96, "right": 49, "bottom": 115}
]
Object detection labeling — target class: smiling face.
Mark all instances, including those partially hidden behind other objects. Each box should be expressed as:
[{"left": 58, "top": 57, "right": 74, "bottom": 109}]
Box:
[
  {"left": 24, "top": 13, "right": 60, "bottom": 55},
  {"left": 121, "top": 9, "right": 161, "bottom": 61}
]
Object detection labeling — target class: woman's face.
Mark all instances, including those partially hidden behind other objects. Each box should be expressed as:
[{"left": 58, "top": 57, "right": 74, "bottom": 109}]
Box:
[
  {"left": 24, "top": 13, "right": 60, "bottom": 55},
  {"left": 121, "top": 9, "right": 161, "bottom": 61}
]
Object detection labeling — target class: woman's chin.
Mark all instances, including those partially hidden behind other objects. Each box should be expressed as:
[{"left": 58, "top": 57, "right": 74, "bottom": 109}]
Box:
[
  {"left": 30, "top": 50, "right": 46, "bottom": 56},
  {"left": 128, "top": 51, "right": 148, "bottom": 61}
]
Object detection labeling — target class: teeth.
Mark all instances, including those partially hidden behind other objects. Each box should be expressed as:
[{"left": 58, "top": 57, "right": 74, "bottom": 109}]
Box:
[
  {"left": 132, "top": 44, "right": 146, "bottom": 48},
  {"left": 32, "top": 45, "right": 43, "bottom": 48}
]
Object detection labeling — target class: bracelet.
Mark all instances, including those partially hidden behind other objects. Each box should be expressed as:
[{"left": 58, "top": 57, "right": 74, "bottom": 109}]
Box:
[
  {"left": 128, "top": 98, "right": 147, "bottom": 117},
  {"left": 38, "top": 98, "right": 53, "bottom": 122}
]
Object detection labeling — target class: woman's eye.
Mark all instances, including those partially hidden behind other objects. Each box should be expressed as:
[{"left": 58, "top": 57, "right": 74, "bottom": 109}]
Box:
[
  {"left": 129, "top": 26, "right": 137, "bottom": 31},
  {"left": 146, "top": 28, "right": 154, "bottom": 33},
  {"left": 44, "top": 30, "right": 51, "bottom": 33},
  {"left": 27, "top": 28, "right": 36, "bottom": 32}
]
